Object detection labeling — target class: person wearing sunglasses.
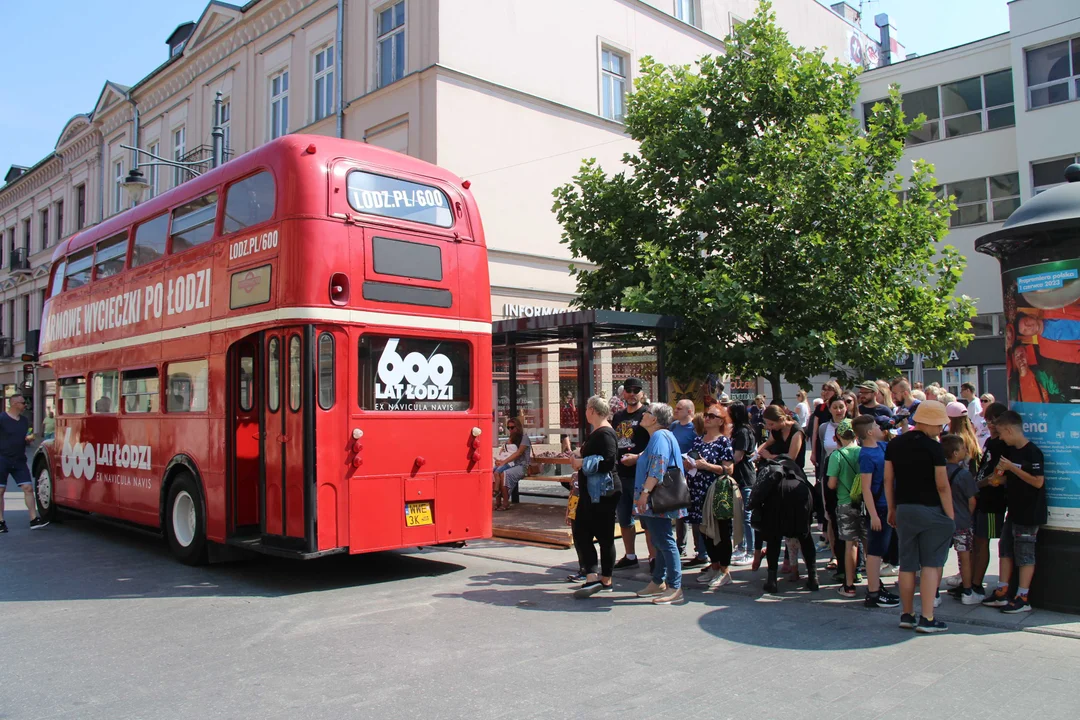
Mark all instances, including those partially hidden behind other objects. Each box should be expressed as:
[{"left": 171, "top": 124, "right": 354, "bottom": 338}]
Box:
[
  {"left": 493, "top": 416, "right": 531, "bottom": 511},
  {"left": 684, "top": 405, "right": 736, "bottom": 589},
  {"left": 970, "top": 402, "right": 1010, "bottom": 598}
]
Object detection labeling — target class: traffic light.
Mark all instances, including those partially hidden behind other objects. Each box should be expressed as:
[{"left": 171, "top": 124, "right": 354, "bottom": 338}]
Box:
[{"left": 21, "top": 364, "right": 33, "bottom": 393}]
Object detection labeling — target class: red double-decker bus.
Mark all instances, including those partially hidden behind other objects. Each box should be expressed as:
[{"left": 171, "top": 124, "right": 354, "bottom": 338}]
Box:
[{"left": 34, "top": 135, "right": 493, "bottom": 563}]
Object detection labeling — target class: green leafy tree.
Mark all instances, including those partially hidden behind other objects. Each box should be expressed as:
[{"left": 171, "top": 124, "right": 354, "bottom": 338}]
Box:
[{"left": 552, "top": 2, "right": 974, "bottom": 401}]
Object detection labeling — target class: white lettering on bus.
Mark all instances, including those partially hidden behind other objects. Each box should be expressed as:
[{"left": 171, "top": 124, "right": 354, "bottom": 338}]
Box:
[
  {"left": 229, "top": 230, "right": 279, "bottom": 260},
  {"left": 374, "top": 338, "right": 455, "bottom": 402},
  {"left": 349, "top": 188, "right": 445, "bottom": 211},
  {"left": 43, "top": 267, "right": 212, "bottom": 345},
  {"left": 60, "top": 428, "right": 152, "bottom": 481}
]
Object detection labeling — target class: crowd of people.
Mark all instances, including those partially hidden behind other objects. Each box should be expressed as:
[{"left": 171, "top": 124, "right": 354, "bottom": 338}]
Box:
[{"left": 498, "top": 376, "right": 1047, "bottom": 633}]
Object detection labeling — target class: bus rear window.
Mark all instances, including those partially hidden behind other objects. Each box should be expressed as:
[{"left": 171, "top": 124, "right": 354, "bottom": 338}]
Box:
[
  {"left": 59, "top": 376, "right": 86, "bottom": 415},
  {"left": 358, "top": 336, "right": 470, "bottom": 412},
  {"left": 346, "top": 170, "right": 453, "bottom": 228}
]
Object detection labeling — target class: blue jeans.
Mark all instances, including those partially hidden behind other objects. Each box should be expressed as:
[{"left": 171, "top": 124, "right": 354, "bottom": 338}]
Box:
[
  {"left": 738, "top": 485, "right": 755, "bottom": 554},
  {"left": 642, "top": 515, "right": 681, "bottom": 589}
]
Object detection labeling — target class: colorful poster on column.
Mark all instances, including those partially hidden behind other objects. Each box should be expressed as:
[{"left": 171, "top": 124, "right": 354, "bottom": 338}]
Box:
[{"left": 1003, "top": 258, "right": 1080, "bottom": 530}]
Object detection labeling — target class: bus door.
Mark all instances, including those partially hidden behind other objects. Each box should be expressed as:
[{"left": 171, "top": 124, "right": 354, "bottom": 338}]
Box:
[
  {"left": 228, "top": 337, "right": 261, "bottom": 533},
  {"left": 262, "top": 328, "right": 308, "bottom": 541}
]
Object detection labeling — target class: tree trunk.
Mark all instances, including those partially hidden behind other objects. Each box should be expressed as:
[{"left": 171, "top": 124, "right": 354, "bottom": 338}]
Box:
[{"left": 769, "top": 372, "right": 784, "bottom": 406}]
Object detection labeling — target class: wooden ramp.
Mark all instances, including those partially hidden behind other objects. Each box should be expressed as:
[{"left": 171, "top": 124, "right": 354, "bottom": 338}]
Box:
[{"left": 492, "top": 503, "right": 573, "bottom": 548}]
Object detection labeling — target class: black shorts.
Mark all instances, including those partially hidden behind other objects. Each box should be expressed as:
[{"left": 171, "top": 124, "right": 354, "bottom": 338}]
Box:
[{"left": 0, "top": 457, "right": 32, "bottom": 488}]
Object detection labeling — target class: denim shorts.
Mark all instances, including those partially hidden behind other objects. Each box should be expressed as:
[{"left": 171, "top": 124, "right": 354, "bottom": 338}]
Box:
[
  {"left": 0, "top": 457, "right": 32, "bottom": 488},
  {"left": 896, "top": 504, "right": 955, "bottom": 572},
  {"left": 999, "top": 518, "right": 1038, "bottom": 566},
  {"left": 836, "top": 505, "right": 867, "bottom": 544},
  {"left": 616, "top": 475, "right": 636, "bottom": 528}
]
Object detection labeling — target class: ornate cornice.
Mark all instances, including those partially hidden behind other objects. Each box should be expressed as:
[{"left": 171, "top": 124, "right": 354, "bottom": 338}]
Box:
[{"left": 0, "top": 156, "right": 63, "bottom": 208}]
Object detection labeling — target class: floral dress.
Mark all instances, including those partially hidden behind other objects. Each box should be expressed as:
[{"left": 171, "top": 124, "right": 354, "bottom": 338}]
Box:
[{"left": 686, "top": 434, "right": 734, "bottom": 525}]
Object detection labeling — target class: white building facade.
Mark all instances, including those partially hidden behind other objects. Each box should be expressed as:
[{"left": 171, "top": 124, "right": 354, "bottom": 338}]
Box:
[
  {"left": 855, "top": 0, "right": 1080, "bottom": 401},
  {"left": 1, "top": 0, "right": 880, "bottom": 428}
]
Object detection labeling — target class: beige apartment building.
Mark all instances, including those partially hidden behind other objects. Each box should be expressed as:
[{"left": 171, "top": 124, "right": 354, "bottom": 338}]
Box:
[{"left": 0, "top": 0, "right": 882, "bottom": 430}]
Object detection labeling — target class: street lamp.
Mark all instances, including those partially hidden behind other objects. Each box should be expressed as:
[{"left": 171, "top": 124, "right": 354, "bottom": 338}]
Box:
[{"left": 120, "top": 91, "right": 226, "bottom": 204}]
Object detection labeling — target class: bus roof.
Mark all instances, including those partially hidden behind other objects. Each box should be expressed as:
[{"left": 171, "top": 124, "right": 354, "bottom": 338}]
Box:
[{"left": 55, "top": 135, "right": 472, "bottom": 262}]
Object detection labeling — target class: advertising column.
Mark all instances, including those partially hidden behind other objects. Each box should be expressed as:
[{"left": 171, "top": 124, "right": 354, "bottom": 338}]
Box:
[{"left": 1002, "top": 260, "right": 1080, "bottom": 529}]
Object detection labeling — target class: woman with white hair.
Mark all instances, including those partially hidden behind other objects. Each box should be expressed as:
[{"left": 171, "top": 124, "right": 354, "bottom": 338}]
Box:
[{"left": 633, "top": 402, "right": 688, "bottom": 604}]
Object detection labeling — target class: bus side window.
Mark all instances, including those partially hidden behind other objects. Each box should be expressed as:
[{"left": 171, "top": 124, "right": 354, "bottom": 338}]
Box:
[
  {"left": 91, "top": 371, "right": 120, "bottom": 414},
  {"left": 132, "top": 213, "right": 170, "bottom": 268},
  {"left": 58, "top": 376, "right": 87, "bottom": 415},
  {"left": 93, "top": 231, "right": 130, "bottom": 280},
  {"left": 64, "top": 248, "right": 94, "bottom": 290},
  {"left": 122, "top": 368, "right": 160, "bottom": 413},
  {"left": 170, "top": 193, "right": 219, "bottom": 253},
  {"left": 223, "top": 171, "right": 275, "bottom": 234},
  {"left": 166, "top": 360, "right": 209, "bottom": 413}
]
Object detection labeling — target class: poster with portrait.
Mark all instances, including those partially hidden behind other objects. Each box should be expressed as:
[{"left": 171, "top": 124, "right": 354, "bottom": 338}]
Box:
[{"left": 1003, "top": 258, "right": 1080, "bottom": 529}]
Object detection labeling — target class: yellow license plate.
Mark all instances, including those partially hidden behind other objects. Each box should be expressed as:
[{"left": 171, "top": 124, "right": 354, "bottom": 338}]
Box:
[{"left": 405, "top": 501, "right": 433, "bottom": 527}]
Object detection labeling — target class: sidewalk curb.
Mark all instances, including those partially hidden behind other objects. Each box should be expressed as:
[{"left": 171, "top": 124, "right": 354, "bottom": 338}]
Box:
[{"left": 443, "top": 544, "right": 1080, "bottom": 640}]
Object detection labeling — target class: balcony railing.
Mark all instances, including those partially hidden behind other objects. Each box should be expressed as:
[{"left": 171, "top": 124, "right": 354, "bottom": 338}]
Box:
[
  {"left": 8, "top": 247, "right": 30, "bottom": 274},
  {"left": 178, "top": 144, "right": 234, "bottom": 176},
  {"left": 0, "top": 337, "right": 13, "bottom": 359}
]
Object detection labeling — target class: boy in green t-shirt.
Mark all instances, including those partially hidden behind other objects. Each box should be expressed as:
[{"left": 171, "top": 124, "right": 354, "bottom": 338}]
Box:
[{"left": 828, "top": 418, "right": 864, "bottom": 597}]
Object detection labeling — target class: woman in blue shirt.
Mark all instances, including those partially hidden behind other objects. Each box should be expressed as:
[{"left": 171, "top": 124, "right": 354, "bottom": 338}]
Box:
[{"left": 634, "top": 402, "right": 688, "bottom": 605}]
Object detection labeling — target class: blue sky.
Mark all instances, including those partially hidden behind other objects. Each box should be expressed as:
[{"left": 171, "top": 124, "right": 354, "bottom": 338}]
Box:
[{"left": 0, "top": 0, "right": 1012, "bottom": 177}]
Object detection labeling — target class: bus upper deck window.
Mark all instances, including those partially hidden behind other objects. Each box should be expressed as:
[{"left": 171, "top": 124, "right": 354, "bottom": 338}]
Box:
[
  {"left": 346, "top": 170, "right": 453, "bottom": 228},
  {"left": 64, "top": 248, "right": 94, "bottom": 289},
  {"left": 49, "top": 260, "right": 66, "bottom": 297},
  {"left": 223, "top": 172, "right": 275, "bottom": 234},
  {"left": 171, "top": 193, "right": 218, "bottom": 253},
  {"left": 93, "top": 231, "right": 130, "bottom": 280},
  {"left": 132, "top": 213, "right": 169, "bottom": 268}
]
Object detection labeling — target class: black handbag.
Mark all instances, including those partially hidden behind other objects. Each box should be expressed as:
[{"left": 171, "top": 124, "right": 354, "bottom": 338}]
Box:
[{"left": 649, "top": 465, "right": 691, "bottom": 514}]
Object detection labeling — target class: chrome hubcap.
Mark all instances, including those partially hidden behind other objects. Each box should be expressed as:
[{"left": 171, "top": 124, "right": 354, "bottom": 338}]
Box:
[{"left": 36, "top": 469, "right": 51, "bottom": 509}]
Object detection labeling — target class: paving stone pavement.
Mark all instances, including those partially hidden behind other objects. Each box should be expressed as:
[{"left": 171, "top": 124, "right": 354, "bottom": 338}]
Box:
[{"left": 2, "top": 500, "right": 1080, "bottom": 720}]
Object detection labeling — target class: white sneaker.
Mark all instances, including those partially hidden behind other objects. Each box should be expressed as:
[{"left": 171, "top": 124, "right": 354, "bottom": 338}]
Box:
[
  {"left": 944, "top": 573, "right": 962, "bottom": 588},
  {"left": 961, "top": 590, "right": 983, "bottom": 605},
  {"left": 708, "top": 572, "right": 733, "bottom": 590},
  {"left": 879, "top": 564, "right": 899, "bottom": 577},
  {"left": 696, "top": 568, "right": 719, "bottom": 585},
  {"left": 730, "top": 553, "right": 753, "bottom": 567},
  {"left": 934, "top": 594, "right": 942, "bottom": 608}
]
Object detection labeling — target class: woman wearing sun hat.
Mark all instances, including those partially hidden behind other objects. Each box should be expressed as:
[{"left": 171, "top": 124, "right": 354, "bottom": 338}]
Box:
[{"left": 884, "top": 400, "right": 956, "bottom": 634}]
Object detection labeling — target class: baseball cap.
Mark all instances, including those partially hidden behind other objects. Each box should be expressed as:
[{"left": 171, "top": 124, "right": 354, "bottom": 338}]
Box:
[
  {"left": 623, "top": 377, "right": 644, "bottom": 391},
  {"left": 946, "top": 401, "right": 968, "bottom": 418},
  {"left": 912, "top": 400, "right": 949, "bottom": 427},
  {"left": 857, "top": 381, "right": 878, "bottom": 392},
  {"left": 874, "top": 415, "right": 895, "bottom": 432}
]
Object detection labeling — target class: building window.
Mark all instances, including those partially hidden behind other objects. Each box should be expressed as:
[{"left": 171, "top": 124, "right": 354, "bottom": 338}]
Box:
[
  {"left": 901, "top": 87, "right": 941, "bottom": 144},
  {"left": 1032, "top": 155, "right": 1079, "bottom": 194},
  {"left": 39, "top": 208, "right": 48, "bottom": 253},
  {"left": 173, "top": 127, "right": 186, "bottom": 187},
  {"left": 945, "top": 173, "right": 1019, "bottom": 227},
  {"left": 313, "top": 45, "right": 335, "bottom": 121},
  {"left": 674, "top": 0, "right": 699, "bottom": 27},
  {"left": 376, "top": 1, "right": 406, "bottom": 89},
  {"left": 989, "top": 172, "right": 1020, "bottom": 221},
  {"left": 943, "top": 367, "right": 978, "bottom": 397},
  {"left": 971, "top": 313, "right": 1004, "bottom": 337},
  {"left": 983, "top": 69, "right": 1016, "bottom": 129},
  {"left": 601, "top": 48, "right": 628, "bottom": 122},
  {"left": 22, "top": 218, "right": 31, "bottom": 251},
  {"left": 75, "top": 184, "right": 86, "bottom": 230},
  {"left": 270, "top": 70, "right": 289, "bottom": 139},
  {"left": 54, "top": 200, "right": 63, "bottom": 244},
  {"left": 1025, "top": 37, "right": 1079, "bottom": 109},
  {"left": 147, "top": 142, "right": 159, "bottom": 197},
  {"left": 113, "top": 160, "right": 125, "bottom": 215},
  {"left": 220, "top": 100, "right": 231, "bottom": 159}
]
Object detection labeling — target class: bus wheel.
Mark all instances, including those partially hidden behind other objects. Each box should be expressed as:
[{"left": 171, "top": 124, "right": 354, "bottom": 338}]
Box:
[
  {"left": 34, "top": 463, "right": 56, "bottom": 522},
  {"left": 166, "top": 473, "right": 208, "bottom": 565}
]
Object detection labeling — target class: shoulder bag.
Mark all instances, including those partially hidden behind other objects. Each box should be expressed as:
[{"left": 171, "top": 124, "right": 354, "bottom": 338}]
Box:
[{"left": 649, "top": 432, "right": 691, "bottom": 514}]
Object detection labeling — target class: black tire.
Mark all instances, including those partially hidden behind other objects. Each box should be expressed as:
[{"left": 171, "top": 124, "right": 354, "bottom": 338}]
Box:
[
  {"left": 33, "top": 459, "right": 57, "bottom": 522},
  {"left": 165, "top": 472, "right": 208, "bottom": 565}
]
